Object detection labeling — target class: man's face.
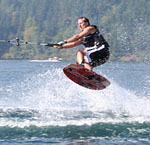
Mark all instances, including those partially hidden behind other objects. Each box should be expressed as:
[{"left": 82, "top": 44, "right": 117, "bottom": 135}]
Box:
[{"left": 78, "top": 18, "right": 88, "bottom": 31}]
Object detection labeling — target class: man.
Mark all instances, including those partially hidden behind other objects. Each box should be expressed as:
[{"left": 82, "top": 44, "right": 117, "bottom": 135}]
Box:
[{"left": 55, "top": 17, "right": 110, "bottom": 70}]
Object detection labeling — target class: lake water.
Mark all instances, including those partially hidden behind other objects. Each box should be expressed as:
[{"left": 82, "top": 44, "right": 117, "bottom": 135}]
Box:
[{"left": 0, "top": 60, "right": 150, "bottom": 145}]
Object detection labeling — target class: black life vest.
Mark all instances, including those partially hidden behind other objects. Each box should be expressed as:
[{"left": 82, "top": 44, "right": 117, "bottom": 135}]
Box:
[{"left": 81, "top": 25, "right": 109, "bottom": 48}]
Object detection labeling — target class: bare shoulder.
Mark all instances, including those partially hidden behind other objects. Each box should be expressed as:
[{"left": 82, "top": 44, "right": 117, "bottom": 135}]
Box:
[
  {"left": 77, "top": 26, "right": 96, "bottom": 38},
  {"left": 84, "top": 25, "right": 96, "bottom": 33}
]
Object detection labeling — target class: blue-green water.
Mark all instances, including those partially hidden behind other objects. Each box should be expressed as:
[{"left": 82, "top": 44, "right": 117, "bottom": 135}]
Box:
[{"left": 0, "top": 60, "right": 150, "bottom": 145}]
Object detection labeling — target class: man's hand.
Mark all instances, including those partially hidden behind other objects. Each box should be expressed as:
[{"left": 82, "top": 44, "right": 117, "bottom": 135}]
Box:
[
  {"left": 57, "top": 40, "right": 67, "bottom": 46},
  {"left": 54, "top": 40, "right": 67, "bottom": 49},
  {"left": 54, "top": 45, "right": 63, "bottom": 49}
]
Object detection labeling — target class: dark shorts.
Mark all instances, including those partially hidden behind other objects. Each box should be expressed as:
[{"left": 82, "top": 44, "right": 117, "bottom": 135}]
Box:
[{"left": 89, "top": 47, "right": 110, "bottom": 67}]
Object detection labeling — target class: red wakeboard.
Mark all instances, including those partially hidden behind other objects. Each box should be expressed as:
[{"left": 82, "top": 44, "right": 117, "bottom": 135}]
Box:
[{"left": 63, "top": 64, "right": 110, "bottom": 90}]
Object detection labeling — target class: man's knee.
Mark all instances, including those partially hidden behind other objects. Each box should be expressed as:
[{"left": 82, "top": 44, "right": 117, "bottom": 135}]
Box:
[{"left": 76, "top": 50, "right": 82, "bottom": 55}]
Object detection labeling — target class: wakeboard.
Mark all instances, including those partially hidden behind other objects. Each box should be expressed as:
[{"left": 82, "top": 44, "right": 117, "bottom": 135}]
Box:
[{"left": 63, "top": 64, "right": 110, "bottom": 90}]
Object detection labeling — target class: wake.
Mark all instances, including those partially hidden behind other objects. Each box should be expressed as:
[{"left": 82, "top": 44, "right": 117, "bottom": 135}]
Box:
[{"left": 0, "top": 67, "right": 150, "bottom": 127}]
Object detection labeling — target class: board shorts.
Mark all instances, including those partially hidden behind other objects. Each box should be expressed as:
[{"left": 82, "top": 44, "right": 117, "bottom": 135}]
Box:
[{"left": 84, "top": 44, "right": 110, "bottom": 68}]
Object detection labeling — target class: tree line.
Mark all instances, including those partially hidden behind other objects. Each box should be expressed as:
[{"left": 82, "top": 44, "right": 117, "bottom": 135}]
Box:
[{"left": 0, "top": 0, "right": 150, "bottom": 62}]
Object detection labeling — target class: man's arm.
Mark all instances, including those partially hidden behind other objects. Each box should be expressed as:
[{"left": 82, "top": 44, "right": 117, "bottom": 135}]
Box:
[
  {"left": 66, "top": 26, "right": 96, "bottom": 43},
  {"left": 62, "top": 39, "right": 82, "bottom": 48}
]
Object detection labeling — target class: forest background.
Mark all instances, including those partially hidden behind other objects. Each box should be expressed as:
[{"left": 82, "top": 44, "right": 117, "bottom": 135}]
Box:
[{"left": 0, "top": 0, "right": 150, "bottom": 62}]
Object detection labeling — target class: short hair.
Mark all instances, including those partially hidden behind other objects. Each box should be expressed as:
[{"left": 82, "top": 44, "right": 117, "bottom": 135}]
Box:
[{"left": 78, "top": 17, "right": 90, "bottom": 25}]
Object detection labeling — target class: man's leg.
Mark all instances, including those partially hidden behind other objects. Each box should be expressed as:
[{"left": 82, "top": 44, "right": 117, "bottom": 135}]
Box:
[
  {"left": 76, "top": 50, "right": 91, "bottom": 70},
  {"left": 76, "top": 50, "right": 84, "bottom": 65}
]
